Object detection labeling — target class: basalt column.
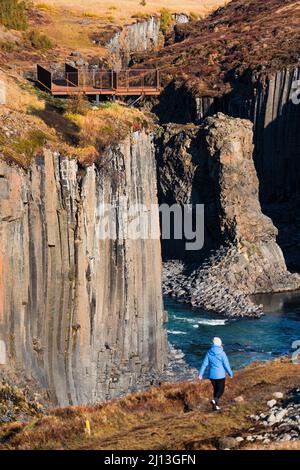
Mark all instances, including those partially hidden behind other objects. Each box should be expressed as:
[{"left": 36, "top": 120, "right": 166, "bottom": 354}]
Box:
[{"left": 0, "top": 130, "right": 167, "bottom": 406}]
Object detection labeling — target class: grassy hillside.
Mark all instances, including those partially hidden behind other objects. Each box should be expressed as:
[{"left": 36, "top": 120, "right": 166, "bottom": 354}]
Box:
[
  {"left": 0, "top": 1, "right": 229, "bottom": 67},
  {"left": 141, "top": 0, "right": 300, "bottom": 96},
  {"left": 29, "top": 0, "right": 229, "bottom": 58},
  {"left": 33, "top": 1, "right": 229, "bottom": 22},
  {"left": 0, "top": 358, "right": 299, "bottom": 450},
  {"left": 0, "top": 0, "right": 29, "bottom": 30}
]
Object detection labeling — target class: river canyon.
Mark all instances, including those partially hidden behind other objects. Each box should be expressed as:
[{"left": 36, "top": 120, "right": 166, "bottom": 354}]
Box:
[{"left": 0, "top": 0, "right": 300, "bottom": 412}]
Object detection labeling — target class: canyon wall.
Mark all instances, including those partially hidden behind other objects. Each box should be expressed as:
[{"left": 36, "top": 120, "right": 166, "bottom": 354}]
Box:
[
  {"left": 159, "top": 114, "right": 300, "bottom": 317},
  {"left": 0, "top": 131, "right": 168, "bottom": 406},
  {"left": 107, "top": 16, "right": 162, "bottom": 67},
  {"left": 157, "top": 67, "right": 300, "bottom": 203},
  {"left": 107, "top": 14, "right": 191, "bottom": 67}
]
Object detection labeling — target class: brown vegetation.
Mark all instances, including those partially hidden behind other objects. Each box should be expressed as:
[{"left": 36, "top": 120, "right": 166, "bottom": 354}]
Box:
[
  {"left": 0, "top": 0, "right": 29, "bottom": 31},
  {"left": 141, "top": 0, "right": 300, "bottom": 96},
  {"left": 0, "top": 358, "right": 299, "bottom": 450},
  {"left": 0, "top": 128, "right": 48, "bottom": 168},
  {"left": 64, "top": 101, "right": 150, "bottom": 164},
  {"left": 0, "top": 384, "right": 44, "bottom": 423},
  {"left": 0, "top": 1, "right": 227, "bottom": 67},
  {"left": 32, "top": 1, "right": 228, "bottom": 23},
  {"left": 23, "top": 29, "right": 53, "bottom": 50}
]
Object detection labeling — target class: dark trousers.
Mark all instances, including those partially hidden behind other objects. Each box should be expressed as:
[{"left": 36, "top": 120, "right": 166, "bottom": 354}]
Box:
[{"left": 210, "top": 378, "right": 225, "bottom": 403}]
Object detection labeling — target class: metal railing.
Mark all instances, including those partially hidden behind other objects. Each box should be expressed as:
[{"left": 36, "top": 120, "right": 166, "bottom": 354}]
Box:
[{"left": 36, "top": 64, "right": 160, "bottom": 95}]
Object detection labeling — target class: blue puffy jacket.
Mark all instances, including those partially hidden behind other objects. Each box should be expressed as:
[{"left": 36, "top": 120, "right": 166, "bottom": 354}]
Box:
[{"left": 199, "top": 345, "right": 233, "bottom": 379}]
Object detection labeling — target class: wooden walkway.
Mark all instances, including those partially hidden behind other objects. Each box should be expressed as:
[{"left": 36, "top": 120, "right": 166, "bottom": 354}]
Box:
[{"left": 37, "top": 64, "right": 161, "bottom": 97}]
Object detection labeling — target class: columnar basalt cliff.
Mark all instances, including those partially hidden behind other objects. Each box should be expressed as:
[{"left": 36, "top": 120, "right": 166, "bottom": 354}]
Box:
[
  {"left": 106, "top": 13, "right": 192, "bottom": 68},
  {"left": 0, "top": 131, "right": 168, "bottom": 406},
  {"left": 159, "top": 114, "right": 300, "bottom": 317},
  {"left": 223, "top": 68, "right": 300, "bottom": 204}
]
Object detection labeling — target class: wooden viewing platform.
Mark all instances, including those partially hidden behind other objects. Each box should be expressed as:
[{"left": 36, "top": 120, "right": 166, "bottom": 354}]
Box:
[{"left": 37, "top": 64, "right": 161, "bottom": 97}]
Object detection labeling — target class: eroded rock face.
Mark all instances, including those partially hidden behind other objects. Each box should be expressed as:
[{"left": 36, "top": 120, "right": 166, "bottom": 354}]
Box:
[
  {"left": 158, "top": 114, "right": 300, "bottom": 317},
  {"left": 107, "top": 17, "right": 162, "bottom": 68},
  {"left": 106, "top": 13, "right": 191, "bottom": 68},
  {"left": 0, "top": 131, "right": 168, "bottom": 406},
  {"left": 172, "top": 13, "right": 190, "bottom": 24}
]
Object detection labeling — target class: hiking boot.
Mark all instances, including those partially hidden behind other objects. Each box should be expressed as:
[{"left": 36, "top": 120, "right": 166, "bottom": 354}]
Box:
[{"left": 211, "top": 399, "right": 217, "bottom": 410}]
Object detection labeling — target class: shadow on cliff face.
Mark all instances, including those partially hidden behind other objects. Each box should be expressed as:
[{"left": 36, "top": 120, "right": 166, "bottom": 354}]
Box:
[
  {"left": 153, "top": 83, "right": 199, "bottom": 125},
  {"left": 155, "top": 123, "right": 223, "bottom": 263},
  {"left": 153, "top": 68, "right": 256, "bottom": 125},
  {"left": 253, "top": 85, "right": 300, "bottom": 272},
  {"left": 155, "top": 68, "right": 300, "bottom": 272},
  {"left": 224, "top": 70, "right": 300, "bottom": 205},
  {"left": 216, "top": 69, "right": 300, "bottom": 272},
  {"left": 155, "top": 67, "right": 300, "bottom": 199},
  {"left": 262, "top": 197, "right": 300, "bottom": 273}
]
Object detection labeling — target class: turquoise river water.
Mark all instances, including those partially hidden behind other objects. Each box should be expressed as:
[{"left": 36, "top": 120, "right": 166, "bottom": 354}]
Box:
[{"left": 166, "top": 291, "right": 300, "bottom": 371}]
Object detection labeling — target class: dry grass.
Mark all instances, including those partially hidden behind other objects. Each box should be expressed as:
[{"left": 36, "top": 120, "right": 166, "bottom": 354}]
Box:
[
  {"left": 0, "top": 358, "right": 299, "bottom": 450},
  {"left": 30, "top": 7, "right": 103, "bottom": 54},
  {"left": 0, "top": 1, "right": 228, "bottom": 69},
  {"left": 0, "top": 68, "right": 54, "bottom": 167},
  {"left": 0, "top": 24, "right": 21, "bottom": 44},
  {"left": 142, "top": 0, "right": 300, "bottom": 96},
  {"left": 0, "top": 68, "right": 152, "bottom": 168},
  {"left": 26, "top": 0, "right": 228, "bottom": 58},
  {"left": 64, "top": 101, "right": 150, "bottom": 164},
  {"left": 0, "top": 68, "right": 44, "bottom": 111},
  {"left": 0, "top": 128, "right": 49, "bottom": 168},
  {"left": 33, "top": 1, "right": 229, "bottom": 22}
]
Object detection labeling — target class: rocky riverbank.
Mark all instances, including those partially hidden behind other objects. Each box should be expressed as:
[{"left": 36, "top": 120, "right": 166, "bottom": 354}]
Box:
[{"left": 163, "top": 253, "right": 263, "bottom": 318}]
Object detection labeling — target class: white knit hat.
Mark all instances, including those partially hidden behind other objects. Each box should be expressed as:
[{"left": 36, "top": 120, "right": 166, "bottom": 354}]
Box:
[{"left": 213, "top": 337, "right": 222, "bottom": 347}]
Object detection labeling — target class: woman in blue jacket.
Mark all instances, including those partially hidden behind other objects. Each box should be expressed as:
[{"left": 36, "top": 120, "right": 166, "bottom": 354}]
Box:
[{"left": 199, "top": 337, "right": 233, "bottom": 411}]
